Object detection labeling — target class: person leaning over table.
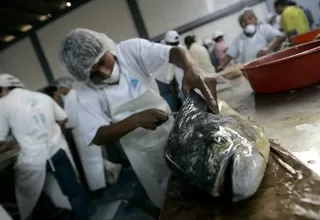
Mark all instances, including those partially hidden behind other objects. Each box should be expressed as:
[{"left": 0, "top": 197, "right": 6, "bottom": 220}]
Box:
[
  {"left": 275, "top": 0, "right": 311, "bottom": 37},
  {"left": 59, "top": 28, "right": 218, "bottom": 208},
  {"left": 219, "top": 7, "right": 286, "bottom": 69},
  {"left": 0, "top": 74, "right": 89, "bottom": 220}
]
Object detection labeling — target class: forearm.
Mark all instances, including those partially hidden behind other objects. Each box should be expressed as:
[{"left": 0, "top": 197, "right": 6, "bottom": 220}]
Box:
[
  {"left": 267, "top": 36, "right": 286, "bottom": 52},
  {"left": 169, "top": 47, "right": 197, "bottom": 72},
  {"left": 92, "top": 116, "right": 137, "bottom": 145}
]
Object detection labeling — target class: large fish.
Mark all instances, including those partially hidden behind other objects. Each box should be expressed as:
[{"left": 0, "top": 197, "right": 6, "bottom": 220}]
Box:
[{"left": 165, "top": 90, "right": 270, "bottom": 202}]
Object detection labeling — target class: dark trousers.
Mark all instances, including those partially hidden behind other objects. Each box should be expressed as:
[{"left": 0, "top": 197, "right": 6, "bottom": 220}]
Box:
[{"left": 46, "top": 149, "right": 89, "bottom": 220}]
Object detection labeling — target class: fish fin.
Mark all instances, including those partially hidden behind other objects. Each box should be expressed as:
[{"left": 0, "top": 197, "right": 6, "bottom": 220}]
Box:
[{"left": 231, "top": 148, "right": 266, "bottom": 202}]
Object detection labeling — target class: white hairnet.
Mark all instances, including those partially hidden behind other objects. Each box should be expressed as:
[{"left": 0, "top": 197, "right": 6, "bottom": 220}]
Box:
[
  {"left": 0, "top": 73, "right": 25, "bottom": 88},
  {"left": 213, "top": 31, "right": 224, "bottom": 40},
  {"left": 164, "top": 30, "right": 179, "bottom": 43},
  {"left": 238, "top": 7, "right": 255, "bottom": 22},
  {"left": 56, "top": 76, "right": 75, "bottom": 89},
  {"left": 59, "top": 28, "right": 116, "bottom": 82}
]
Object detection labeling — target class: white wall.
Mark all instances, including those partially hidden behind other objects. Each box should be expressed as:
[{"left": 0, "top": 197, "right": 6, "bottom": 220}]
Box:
[
  {"left": 38, "top": 0, "right": 138, "bottom": 79},
  {"left": 180, "top": 2, "right": 268, "bottom": 45},
  {"left": 0, "top": 38, "right": 47, "bottom": 90},
  {"left": 138, "top": 0, "right": 243, "bottom": 38}
]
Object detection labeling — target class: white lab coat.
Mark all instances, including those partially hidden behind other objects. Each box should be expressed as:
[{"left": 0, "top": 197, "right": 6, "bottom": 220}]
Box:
[
  {"left": 0, "top": 89, "right": 75, "bottom": 220},
  {"left": 226, "top": 24, "right": 284, "bottom": 64},
  {"left": 76, "top": 38, "right": 174, "bottom": 207},
  {"left": 63, "top": 89, "right": 106, "bottom": 191}
]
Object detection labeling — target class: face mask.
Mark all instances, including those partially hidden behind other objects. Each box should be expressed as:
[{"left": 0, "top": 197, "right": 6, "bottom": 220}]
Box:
[
  {"left": 102, "top": 62, "right": 120, "bottom": 84},
  {"left": 244, "top": 24, "right": 257, "bottom": 36}
]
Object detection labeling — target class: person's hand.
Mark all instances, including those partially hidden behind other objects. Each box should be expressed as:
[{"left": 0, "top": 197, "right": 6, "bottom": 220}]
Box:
[
  {"left": 130, "top": 109, "right": 169, "bottom": 130},
  {"left": 256, "top": 48, "right": 269, "bottom": 58},
  {"left": 182, "top": 66, "right": 218, "bottom": 113}
]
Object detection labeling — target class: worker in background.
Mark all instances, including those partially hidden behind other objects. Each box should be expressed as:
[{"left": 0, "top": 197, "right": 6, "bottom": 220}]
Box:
[
  {"left": 0, "top": 74, "right": 89, "bottom": 220},
  {"left": 56, "top": 76, "right": 122, "bottom": 191},
  {"left": 203, "top": 38, "right": 220, "bottom": 69},
  {"left": 184, "top": 35, "right": 217, "bottom": 74},
  {"left": 156, "top": 30, "right": 183, "bottom": 110},
  {"left": 219, "top": 7, "right": 285, "bottom": 68},
  {"left": 275, "top": 0, "right": 311, "bottom": 37},
  {"left": 287, "top": 1, "right": 314, "bottom": 29},
  {"left": 59, "top": 28, "right": 217, "bottom": 208},
  {"left": 265, "top": 12, "right": 281, "bottom": 30},
  {"left": 316, "top": 1, "right": 320, "bottom": 28},
  {"left": 213, "top": 31, "right": 228, "bottom": 66}
]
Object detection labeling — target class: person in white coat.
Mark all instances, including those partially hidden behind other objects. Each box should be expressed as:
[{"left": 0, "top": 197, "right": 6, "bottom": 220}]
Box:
[
  {"left": 163, "top": 30, "right": 184, "bottom": 101},
  {"left": 59, "top": 28, "right": 217, "bottom": 208},
  {"left": 56, "top": 76, "right": 122, "bottom": 191},
  {"left": 0, "top": 74, "right": 89, "bottom": 220},
  {"left": 219, "top": 7, "right": 285, "bottom": 69}
]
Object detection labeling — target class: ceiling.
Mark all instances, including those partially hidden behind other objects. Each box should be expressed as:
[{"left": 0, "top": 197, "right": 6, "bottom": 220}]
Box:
[{"left": 0, "top": 0, "right": 89, "bottom": 49}]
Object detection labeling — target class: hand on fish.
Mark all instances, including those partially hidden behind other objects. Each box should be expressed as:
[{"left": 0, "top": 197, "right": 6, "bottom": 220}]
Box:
[
  {"left": 182, "top": 65, "right": 218, "bottom": 113},
  {"left": 130, "top": 109, "right": 169, "bottom": 130}
]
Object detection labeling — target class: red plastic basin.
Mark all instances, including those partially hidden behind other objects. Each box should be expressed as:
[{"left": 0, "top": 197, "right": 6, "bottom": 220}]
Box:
[
  {"left": 291, "top": 29, "right": 320, "bottom": 45},
  {"left": 241, "top": 40, "right": 320, "bottom": 94}
]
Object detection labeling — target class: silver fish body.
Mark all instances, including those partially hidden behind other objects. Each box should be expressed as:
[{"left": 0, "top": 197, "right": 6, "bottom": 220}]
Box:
[{"left": 165, "top": 90, "right": 270, "bottom": 202}]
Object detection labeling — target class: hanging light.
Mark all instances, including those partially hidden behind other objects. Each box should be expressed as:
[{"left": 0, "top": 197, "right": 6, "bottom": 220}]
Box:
[
  {"left": 66, "top": 2, "right": 72, "bottom": 7},
  {"left": 21, "top": 25, "right": 33, "bottom": 32},
  {"left": 4, "top": 35, "right": 15, "bottom": 42},
  {"left": 38, "top": 15, "right": 48, "bottom": 21}
]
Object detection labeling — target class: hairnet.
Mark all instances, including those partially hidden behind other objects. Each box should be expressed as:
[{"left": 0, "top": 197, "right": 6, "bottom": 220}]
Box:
[
  {"left": 164, "top": 30, "right": 179, "bottom": 43},
  {"left": 56, "top": 76, "right": 75, "bottom": 89},
  {"left": 0, "top": 73, "right": 25, "bottom": 88},
  {"left": 238, "top": 7, "right": 255, "bottom": 23},
  {"left": 59, "top": 28, "right": 116, "bottom": 82}
]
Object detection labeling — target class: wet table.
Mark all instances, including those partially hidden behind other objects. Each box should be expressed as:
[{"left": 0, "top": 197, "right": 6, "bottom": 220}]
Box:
[
  {"left": 160, "top": 76, "right": 320, "bottom": 220},
  {"left": 218, "top": 76, "right": 320, "bottom": 176}
]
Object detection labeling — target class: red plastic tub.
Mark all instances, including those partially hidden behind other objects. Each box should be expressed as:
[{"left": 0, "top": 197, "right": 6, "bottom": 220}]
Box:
[
  {"left": 241, "top": 40, "right": 320, "bottom": 94},
  {"left": 291, "top": 29, "right": 320, "bottom": 45}
]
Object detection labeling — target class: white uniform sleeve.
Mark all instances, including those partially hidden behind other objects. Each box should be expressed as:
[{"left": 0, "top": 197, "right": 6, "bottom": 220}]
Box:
[
  {"left": 226, "top": 37, "right": 240, "bottom": 59},
  {"left": 0, "top": 110, "right": 9, "bottom": 141},
  {"left": 77, "top": 98, "right": 111, "bottom": 145},
  {"left": 52, "top": 99, "right": 68, "bottom": 122},
  {"left": 119, "top": 39, "right": 173, "bottom": 83},
  {"left": 260, "top": 24, "right": 284, "bottom": 42}
]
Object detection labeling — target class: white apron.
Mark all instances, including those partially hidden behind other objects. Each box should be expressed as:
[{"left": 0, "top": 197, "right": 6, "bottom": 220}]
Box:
[
  {"left": 15, "top": 137, "right": 76, "bottom": 220},
  {"left": 64, "top": 90, "right": 106, "bottom": 191},
  {"left": 239, "top": 29, "right": 268, "bottom": 64},
  {"left": 72, "top": 128, "right": 105, "bottom": 191},
  {"left": 108, "top": 70, "right": 173, "bottom": 208}
]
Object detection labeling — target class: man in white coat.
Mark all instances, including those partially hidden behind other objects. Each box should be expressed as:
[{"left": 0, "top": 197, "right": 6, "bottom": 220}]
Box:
[
  {"left": 219, "top": 7, "right": 285, "bottom": 68},
  {"left": 59, "top": 28, "right": 217, "bottom": 208},
  {"left": 0, "top": 74, "right": 89, "bottom": 220},
  {"left": 56, "top": 76, "right": 122, "bottom": 191}
]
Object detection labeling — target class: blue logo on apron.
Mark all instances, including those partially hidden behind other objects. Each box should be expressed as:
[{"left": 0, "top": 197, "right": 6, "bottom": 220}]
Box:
[{"left": 130, "top": 78, "right": 139, "bottom": 88}]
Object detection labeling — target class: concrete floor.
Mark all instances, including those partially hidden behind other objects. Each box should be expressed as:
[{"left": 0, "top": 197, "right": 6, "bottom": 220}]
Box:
[{"left": 218, "top": 76, "right": 320, "bottom": 176}]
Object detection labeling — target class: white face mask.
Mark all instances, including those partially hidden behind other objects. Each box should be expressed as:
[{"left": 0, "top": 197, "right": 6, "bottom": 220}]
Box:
[
  {"left": 102, "top": 62, "right": 120, "bottom": 84},
  {"left": 244, "top": 24, "right": 257, "bottom": 35}
]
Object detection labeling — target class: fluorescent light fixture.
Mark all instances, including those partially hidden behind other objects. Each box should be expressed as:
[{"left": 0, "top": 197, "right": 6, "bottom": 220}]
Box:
[
  {"left": 38, "top": 15, "right": 48, "bottom": 21},
  {"left": 21, "top": 25, "right": 33, "bottom": 32},
  {"left": 4, "top": 35, "right": 15, "bottom": 42},
  {"left": 66, "top": 2, "right": 71, "bottom": 7}
]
